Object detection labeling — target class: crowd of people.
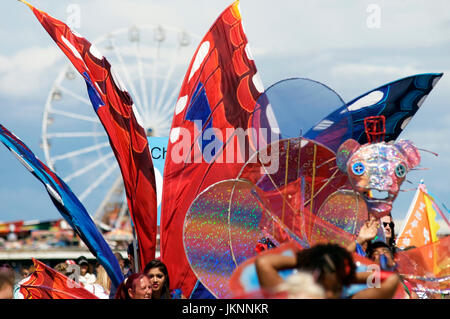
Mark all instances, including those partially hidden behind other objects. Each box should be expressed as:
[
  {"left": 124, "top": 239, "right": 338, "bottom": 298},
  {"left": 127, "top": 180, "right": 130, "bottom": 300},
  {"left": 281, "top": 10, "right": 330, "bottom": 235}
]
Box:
[
  {"left": 0, "top": 241, "right": 184, "bottom": 300},
  {"left": 253, "top": 213, "right": 439, "bottom": 299},
  {"left": 0, "top": 213, "right": 445, "bottom": 299},
  {"left": 0, "top": 231, "right": 79, "bottom": 251}
]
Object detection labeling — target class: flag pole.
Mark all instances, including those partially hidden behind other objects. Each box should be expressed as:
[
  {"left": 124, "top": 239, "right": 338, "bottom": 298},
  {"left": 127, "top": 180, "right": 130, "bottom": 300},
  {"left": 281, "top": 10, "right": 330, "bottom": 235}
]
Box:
[
  {"left": 17, "top": 0, "right": 33, "bottom": 9},
  {"left": 131, "top": 221, "right": 140, "bottom": 273}
]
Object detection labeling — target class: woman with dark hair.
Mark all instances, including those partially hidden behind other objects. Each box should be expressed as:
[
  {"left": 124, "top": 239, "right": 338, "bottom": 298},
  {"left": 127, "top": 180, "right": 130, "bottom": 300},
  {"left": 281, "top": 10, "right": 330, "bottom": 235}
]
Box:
[
  {"left": 296, "top": 243, "right": 357, "bottom": 297},
  {"left": 256, "top": 243, "right": 356, "bottom": 299},
  {"left": 256, "top": 242, "right": 401, "bottom": 299},
  {"left": 143, "top": 259, "right": 184, "bottom": 299}
]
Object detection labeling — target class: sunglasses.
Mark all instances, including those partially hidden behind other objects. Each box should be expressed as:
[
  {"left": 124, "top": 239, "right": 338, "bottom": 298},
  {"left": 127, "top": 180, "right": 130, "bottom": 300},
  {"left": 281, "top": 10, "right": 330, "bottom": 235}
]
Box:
[{"left": 383, "top": 222, "right": 394, "bottom": 228}]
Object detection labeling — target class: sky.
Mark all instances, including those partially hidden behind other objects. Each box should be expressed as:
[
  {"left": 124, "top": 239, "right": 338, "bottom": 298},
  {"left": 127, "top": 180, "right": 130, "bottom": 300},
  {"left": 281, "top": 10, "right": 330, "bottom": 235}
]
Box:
[{"left": 0, "top": 0, "right": 449, "bottom": 227}]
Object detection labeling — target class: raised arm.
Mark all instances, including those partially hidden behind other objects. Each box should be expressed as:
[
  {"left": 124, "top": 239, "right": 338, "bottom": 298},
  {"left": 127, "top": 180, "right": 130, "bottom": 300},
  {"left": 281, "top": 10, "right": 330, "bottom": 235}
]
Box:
[
  {"left": 255, "top": 253, "right": 297, "bottom": 291},
  {"left": 351, "top": 271, "right": 400, "bottom": 299},
  {"left": 347, "top": 216, "right": 380, "bottom": 253}
]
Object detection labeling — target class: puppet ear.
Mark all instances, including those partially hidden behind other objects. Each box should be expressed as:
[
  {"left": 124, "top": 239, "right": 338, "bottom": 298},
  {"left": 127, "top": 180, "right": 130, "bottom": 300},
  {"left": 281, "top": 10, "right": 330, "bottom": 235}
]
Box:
[
  {"left": 336, "top": 139, "right": 361, "bottom": 172},
  {"left": 394, "top": 140, "right": 421, "bottom": 169}
]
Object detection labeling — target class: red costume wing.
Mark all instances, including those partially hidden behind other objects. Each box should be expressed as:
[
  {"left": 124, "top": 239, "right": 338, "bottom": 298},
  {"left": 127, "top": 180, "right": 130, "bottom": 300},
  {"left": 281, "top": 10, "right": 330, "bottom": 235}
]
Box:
[
  {"left": 18, "top": 259, "right": 98, "bottom": 299},
  {"left": 24, "top": 1, "right": 157, "bottom": 267},
  {"left": 161, "top": 0, "right": 262, "bottom": 296}
]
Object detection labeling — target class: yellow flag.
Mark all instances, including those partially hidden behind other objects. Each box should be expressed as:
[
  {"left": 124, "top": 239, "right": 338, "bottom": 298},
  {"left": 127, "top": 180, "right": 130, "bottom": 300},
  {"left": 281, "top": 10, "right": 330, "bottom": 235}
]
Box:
[{"left": 423, "top": 192, "right": 441, "bottom": 243}]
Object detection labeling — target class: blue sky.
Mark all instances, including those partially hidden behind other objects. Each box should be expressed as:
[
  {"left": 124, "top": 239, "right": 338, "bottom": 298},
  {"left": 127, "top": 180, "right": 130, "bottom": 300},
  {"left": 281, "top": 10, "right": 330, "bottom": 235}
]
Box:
[{"left": 0, "top": 0, "right": 449, "bottom": 225}]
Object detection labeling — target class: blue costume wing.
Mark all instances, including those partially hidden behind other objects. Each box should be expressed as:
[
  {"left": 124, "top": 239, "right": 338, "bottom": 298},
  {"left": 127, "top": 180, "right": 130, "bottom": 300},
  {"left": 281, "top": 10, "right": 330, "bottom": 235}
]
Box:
[
  {"left": 0, "top": 124, "right": 124, "bottom": 288},
  {"left": 351, "top": 73, "right": 441, "bottom": 144},
  {"left": 305, "top": 73, "right": 443, "bottom": 151}
]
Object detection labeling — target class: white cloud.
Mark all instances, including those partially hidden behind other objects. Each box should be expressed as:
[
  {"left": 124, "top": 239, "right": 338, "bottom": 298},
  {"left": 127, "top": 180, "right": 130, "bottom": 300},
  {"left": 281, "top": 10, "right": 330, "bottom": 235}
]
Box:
[
  {"left": 331, "top": 63, "right": 424, "bottom": 79},
  {"left": 0, "top": 46, "right": 63, "bottom": 97},
  {"left": 73, "top": 0, "right": 218, "bottom": 38},
  {"left": 403, "top": 127, "right": 450, "bottom": 161},
  {"left": 0, "top": 56, "right": 10, "bottom": 73},
  {"left": 238, "top": 0, "right": 450, "bottom": 57}
]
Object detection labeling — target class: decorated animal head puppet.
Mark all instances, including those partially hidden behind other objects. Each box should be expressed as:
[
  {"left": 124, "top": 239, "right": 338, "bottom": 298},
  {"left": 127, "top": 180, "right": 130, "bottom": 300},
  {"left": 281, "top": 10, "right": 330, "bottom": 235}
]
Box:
[{"left": 336, "top": 139, "right": 420, "bottom": 218}]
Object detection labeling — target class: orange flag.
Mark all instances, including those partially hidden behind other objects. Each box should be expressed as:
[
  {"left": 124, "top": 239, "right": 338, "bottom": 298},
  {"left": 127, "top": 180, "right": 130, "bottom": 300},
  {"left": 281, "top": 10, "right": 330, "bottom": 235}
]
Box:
[
  {"left": 397, "top": 182, "right": 440, "bottom": 249},
  {"left": 396, "top": 182, "right": 444, "bottom": 274}
]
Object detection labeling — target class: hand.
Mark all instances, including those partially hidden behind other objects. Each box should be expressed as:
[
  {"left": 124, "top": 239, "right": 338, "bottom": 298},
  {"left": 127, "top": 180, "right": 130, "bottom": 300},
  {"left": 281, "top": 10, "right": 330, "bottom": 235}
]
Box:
[{"left": 356, "top": 217, "right": 379, "bottom": 245}]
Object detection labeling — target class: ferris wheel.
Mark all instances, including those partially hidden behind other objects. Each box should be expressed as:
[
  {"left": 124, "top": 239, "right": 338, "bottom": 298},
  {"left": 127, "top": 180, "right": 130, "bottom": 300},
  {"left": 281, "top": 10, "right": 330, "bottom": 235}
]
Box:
[{"left": 41, "top": 24, "right": 199, "bottom": 229}]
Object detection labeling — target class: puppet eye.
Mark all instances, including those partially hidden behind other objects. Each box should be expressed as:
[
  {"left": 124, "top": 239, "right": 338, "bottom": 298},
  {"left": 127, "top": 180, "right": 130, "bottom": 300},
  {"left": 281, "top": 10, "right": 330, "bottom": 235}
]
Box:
[
  {"left": 395, "top": 163, "right": 407, "bottom": 178},
  {"left": 351, "top": 162, "right": 365, "bottom": 176}
]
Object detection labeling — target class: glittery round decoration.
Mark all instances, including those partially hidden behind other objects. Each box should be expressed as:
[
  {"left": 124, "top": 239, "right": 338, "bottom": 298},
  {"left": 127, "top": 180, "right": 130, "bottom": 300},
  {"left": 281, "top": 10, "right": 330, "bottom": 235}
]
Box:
[
  {"left": 183, "top": 178, "right": 315, "bottom": 298},
  {"left": 316, "top": 190, "right": 367, "bottom": 241},
  {"left": 314, "top": 190, "right": 385, "bottom": 245},
  {"left": 238, "top": 137, "right": 348, "bottom": 216},
  {"left": 183, "top": 180, "right": 266, "bottom": 299}
]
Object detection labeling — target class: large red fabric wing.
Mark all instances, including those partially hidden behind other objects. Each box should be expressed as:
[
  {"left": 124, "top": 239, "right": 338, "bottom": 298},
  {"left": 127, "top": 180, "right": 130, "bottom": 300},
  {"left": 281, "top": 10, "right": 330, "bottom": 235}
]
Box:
[
  {"left": 161, "top": 0, "right": 262, "bottom": 296},
  {"left": 25, "top": 3, "right": 157, "bottom": 266}
]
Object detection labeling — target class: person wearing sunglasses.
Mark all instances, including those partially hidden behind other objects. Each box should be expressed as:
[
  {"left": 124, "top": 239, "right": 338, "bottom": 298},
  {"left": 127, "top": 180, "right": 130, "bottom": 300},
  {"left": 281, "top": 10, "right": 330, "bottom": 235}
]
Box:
[{"left": 380, "top": 214, "right": 396, "bottom": 251}]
